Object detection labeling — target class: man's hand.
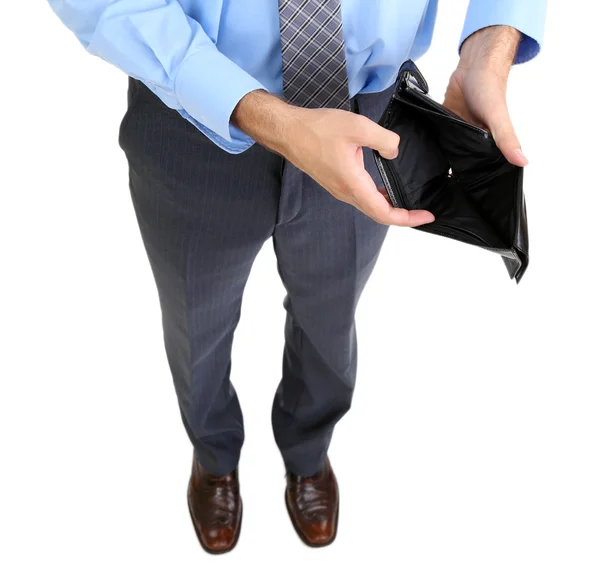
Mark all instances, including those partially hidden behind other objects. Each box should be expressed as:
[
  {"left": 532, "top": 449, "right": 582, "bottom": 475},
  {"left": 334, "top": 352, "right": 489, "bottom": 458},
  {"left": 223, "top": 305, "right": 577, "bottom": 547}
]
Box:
[
  {"left": 444, "top": 25, "right": 528, "bottom": 167},
  {"left": 231, "top": 90, "right": 435, "bottom": 227}
]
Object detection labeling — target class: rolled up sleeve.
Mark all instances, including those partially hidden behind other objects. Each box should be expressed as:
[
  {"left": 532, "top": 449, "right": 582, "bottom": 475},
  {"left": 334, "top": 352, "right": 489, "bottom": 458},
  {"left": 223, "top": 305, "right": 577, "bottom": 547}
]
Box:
[{"left": 460, "top": 0, "right": 548, "bottom": 64}]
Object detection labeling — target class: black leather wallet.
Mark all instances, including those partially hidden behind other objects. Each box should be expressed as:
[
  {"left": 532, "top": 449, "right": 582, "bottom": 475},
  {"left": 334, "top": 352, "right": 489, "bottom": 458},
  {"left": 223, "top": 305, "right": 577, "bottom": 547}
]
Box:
[{"left": 373, "top": 60, "right": 529, "bottom": 282}]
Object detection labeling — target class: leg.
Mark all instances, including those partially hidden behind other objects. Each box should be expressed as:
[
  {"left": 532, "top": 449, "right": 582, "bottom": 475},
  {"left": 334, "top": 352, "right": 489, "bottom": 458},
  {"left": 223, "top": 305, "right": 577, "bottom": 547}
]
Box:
[
  {"left": 271, "top": 175, "right": 388, "bottom": 475},
  {"left": 271, "top": 89, "right": 394, "bottom": 477},
  {"left": 119, "top": 78, "right": 281, "bottom": 475}
]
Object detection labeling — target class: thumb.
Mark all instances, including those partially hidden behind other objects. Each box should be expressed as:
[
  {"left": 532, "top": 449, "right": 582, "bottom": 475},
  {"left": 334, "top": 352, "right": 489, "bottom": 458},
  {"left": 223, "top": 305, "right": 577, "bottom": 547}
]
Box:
[
  {"left": 488, "top": 104, "right": 528, "bottom": 167},
  {"left": 354, "top": 116, "right": 400, "bottom": 160}
]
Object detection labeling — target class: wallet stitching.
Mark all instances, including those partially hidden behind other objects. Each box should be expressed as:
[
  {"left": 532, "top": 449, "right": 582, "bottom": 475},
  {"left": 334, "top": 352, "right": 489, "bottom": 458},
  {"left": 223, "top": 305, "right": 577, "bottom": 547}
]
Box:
[{"left": 374, "top": 154, "right": 400, "bottom": 208}]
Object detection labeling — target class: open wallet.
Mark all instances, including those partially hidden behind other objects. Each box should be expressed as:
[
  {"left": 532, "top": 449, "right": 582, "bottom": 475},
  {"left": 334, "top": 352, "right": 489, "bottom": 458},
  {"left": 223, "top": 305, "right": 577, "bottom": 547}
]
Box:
[{"left": 373, "top": 60, "right": 529, "bottom": 282}]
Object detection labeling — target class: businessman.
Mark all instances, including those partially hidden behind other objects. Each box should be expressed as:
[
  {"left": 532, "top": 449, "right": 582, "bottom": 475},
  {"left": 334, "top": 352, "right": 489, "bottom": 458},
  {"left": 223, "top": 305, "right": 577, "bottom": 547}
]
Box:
[{"left": 49, "top": 0, "right": 546, "bottom": 553}]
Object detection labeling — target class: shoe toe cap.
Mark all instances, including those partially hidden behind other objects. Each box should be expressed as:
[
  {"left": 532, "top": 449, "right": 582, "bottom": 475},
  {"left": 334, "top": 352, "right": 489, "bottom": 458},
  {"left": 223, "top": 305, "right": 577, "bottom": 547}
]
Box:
[{"left": 201, "top": 527, "right": 236, "bottom": 552}]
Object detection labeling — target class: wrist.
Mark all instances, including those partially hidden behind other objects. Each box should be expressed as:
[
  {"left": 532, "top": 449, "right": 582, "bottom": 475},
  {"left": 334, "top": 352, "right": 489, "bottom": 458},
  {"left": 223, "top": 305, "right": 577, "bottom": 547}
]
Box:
[
  {"left": 231, "top": 89, "right": 298, "bottom": 155},
  {"left": 459, "top": 25, "right": 521, "bottom": 76}
]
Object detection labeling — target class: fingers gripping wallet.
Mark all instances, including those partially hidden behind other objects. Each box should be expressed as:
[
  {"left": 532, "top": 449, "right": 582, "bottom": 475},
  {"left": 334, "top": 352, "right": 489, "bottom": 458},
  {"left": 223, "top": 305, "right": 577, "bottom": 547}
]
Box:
[{"left": 373, "top": 60, "right": 529, "bottom": 283}]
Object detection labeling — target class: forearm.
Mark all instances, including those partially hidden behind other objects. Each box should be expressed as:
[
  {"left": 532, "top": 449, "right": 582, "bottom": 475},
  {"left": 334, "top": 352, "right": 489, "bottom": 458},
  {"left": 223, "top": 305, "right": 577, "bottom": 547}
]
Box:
[
  {"left": 231, "top": 90, "right": 298, "bottom": 155},
  {"left": 459, "top": 25, "right": 521, "bottom": 74}
]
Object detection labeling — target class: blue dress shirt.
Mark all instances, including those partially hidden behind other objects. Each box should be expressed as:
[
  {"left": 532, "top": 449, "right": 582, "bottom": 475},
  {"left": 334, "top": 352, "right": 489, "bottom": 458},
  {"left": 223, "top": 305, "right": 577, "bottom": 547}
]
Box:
[{"left": 48, "top": 0, "right": 546, "bottom": 154}]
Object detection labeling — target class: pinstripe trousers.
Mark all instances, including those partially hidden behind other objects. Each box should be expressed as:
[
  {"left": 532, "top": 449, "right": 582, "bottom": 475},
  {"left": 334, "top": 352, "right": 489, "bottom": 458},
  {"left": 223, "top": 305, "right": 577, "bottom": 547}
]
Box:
[{"left": 118, "top": 78, "right": 393, "bottom": 476}]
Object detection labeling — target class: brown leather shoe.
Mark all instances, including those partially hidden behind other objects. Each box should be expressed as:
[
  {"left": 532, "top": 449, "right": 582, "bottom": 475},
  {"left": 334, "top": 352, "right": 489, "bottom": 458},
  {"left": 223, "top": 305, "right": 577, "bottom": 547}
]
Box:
[
  {"left": 285, "top": 456, "right": 339, "bottom": 547},
  {"left": 187, "top": 454, "right": 242, "bottom": 555}
]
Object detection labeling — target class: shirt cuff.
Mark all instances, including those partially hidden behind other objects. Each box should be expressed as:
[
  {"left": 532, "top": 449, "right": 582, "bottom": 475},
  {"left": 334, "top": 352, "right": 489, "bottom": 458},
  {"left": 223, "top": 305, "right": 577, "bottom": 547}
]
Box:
[
  {"left": 174, "top": 45, "right": 266, "bottom": 146},
  {"left": 460, "top": 0, "right": 547, "bottom": 64}
]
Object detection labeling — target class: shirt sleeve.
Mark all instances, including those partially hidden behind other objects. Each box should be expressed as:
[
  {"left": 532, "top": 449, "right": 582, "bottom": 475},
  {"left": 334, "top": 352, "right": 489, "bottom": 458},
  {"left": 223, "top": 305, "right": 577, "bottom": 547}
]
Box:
[
  {"left": 47, "top": 0, "right": 266, "bottom": 153},
  {"left": 460, "top": 0, "right": 548, "bottom": 64}
]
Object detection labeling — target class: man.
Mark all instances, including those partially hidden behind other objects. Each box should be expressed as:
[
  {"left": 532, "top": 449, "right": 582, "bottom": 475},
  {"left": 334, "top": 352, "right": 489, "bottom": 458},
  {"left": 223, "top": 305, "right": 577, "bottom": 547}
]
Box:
[{"left": 48, "top": 0, "right": 546, "bottom": 553}]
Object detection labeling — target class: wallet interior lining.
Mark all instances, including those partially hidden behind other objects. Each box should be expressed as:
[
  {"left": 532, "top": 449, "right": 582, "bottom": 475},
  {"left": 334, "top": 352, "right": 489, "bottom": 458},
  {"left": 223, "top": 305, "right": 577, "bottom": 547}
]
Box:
[{"left": 381, "top": 90, "right": 519, "bottom": 250}]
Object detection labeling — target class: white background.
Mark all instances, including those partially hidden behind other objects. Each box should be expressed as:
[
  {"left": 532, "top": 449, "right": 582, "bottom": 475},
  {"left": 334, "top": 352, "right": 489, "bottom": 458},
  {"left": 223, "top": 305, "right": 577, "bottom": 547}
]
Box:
[{"left": 1, "top": 1, "right": 598, "bottom": 580}]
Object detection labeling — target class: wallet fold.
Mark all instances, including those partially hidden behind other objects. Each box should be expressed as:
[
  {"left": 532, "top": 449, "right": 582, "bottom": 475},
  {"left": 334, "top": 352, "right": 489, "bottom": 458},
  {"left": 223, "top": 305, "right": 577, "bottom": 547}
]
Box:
[{"left": 373, "top": 60, "right": 529, "bottom": 283}]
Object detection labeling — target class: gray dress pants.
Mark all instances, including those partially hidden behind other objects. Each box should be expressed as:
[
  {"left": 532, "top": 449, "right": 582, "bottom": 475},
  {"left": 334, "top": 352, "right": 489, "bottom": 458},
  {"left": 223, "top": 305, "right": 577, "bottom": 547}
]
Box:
[{"left": 118, "top": 77, "right": 393, "bottom": 476}]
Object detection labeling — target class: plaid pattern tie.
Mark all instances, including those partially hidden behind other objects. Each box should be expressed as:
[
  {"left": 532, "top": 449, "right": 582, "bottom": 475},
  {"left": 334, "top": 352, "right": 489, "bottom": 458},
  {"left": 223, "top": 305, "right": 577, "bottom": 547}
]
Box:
[{"left": 279, "top": 0, "right": 350, "bottom": 110}]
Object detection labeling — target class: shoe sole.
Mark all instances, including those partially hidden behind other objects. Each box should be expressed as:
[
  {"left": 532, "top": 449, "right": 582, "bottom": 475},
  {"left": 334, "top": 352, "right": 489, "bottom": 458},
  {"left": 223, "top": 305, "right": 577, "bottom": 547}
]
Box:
[
  {"left": 187, "top": 492, "right": 243, "bottom": 555},
  {"left": 284, "top": 490, "right": 339, "bottom": 548}
]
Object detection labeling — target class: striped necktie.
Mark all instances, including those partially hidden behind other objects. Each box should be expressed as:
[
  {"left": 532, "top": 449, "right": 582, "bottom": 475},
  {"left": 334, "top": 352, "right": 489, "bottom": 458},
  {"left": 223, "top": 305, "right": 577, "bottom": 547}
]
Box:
[{"left": 278, "top": 0, "right": 350, "bottom": 110}]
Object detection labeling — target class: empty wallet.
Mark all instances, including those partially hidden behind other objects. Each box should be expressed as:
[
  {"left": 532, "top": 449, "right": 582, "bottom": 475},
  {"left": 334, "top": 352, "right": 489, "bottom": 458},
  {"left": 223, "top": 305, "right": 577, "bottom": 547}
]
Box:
[{"left": 373, "top": 60, "right": 529, "bottom": 283}]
